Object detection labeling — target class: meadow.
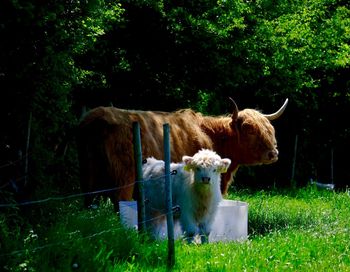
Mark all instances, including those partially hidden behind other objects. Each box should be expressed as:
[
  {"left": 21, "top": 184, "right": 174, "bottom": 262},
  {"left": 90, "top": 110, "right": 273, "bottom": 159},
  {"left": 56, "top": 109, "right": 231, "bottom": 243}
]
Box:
[{"left": 1, "top": 185, "right": 349, "bottom": 271}]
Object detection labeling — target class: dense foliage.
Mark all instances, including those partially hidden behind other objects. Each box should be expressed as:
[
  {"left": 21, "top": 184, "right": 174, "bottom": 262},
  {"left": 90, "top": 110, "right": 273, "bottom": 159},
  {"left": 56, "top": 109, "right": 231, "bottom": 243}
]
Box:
[{"left": 0, "top": 0, "right": 349, "bottom": 212}]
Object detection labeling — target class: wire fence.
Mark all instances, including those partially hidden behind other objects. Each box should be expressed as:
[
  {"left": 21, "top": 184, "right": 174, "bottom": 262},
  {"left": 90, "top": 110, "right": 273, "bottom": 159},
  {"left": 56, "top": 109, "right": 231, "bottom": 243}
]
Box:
[
  {"left": 0, "top": 209, "right": 175, "bottom": 258},
  {"left": 0, "top": 183, "right": 135, "bottom": 208},
  {"left": 0, "top": 169, "right": 178, "bottom": 208},
  {"left": 0, "top": 169, "right": 181, "bottom": 258}
]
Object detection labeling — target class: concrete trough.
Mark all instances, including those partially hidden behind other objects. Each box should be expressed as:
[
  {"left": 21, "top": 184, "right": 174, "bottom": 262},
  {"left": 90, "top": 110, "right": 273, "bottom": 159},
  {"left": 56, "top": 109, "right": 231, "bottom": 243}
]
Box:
[{"left": 119, "top": 199, "right": 248, "bottom": 242}]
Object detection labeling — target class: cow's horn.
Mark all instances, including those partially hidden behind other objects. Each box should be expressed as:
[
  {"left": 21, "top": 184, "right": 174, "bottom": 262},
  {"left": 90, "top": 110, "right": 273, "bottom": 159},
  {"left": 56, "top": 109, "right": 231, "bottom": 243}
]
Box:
[
  {"left": 264, "top": 98, "right": 289, "bottom": 120},
  {"left": 229, "top": 97, "right": 239, "bottom": 121}
]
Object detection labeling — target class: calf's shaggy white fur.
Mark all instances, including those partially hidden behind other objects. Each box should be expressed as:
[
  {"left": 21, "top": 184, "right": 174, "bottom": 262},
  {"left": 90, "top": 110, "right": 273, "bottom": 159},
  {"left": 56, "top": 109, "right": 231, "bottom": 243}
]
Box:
[{"left": 142, "top": 149, "right": 231, "bottom": 243}]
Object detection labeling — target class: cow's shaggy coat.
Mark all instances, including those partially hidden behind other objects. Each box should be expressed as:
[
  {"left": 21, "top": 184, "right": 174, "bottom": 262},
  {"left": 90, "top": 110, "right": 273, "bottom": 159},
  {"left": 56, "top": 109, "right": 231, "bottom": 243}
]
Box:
[
  {"left": 142, "top": 149, "right": 231, "bottom": 243},
  {"left": 77, "top": 99, "right": 288, "bottom": 209}
]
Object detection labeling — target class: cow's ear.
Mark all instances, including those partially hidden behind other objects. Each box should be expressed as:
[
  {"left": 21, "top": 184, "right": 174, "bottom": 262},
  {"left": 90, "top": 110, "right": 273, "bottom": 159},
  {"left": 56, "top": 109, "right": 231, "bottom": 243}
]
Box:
[
  {"left": 183, "top": 156, "right": 194, "bottom": 172},
  {"left": 230, "top": 115, "right": 243, "bottom": 132},
  {"left": 218, "top": 158, "right": 231, "bottom": 173},
  {"left": 241, "top": 122, "right": 257, "bottom": 135}
]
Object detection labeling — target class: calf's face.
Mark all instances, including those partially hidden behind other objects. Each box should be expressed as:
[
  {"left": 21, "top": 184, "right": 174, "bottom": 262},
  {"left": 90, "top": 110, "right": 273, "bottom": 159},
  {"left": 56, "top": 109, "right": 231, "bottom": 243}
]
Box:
[
  {"left": 183, "top": 154, "right": 231, "bottom": 185},
  {"left": 192, "top": 165, "right": 220, "bottom": 185}
]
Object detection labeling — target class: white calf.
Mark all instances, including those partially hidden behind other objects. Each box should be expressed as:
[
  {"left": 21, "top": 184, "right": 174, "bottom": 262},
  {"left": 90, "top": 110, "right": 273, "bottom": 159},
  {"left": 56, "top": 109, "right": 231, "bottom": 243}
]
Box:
[{"left": 142, "top": 149, "right": 231, "bottom": 243}]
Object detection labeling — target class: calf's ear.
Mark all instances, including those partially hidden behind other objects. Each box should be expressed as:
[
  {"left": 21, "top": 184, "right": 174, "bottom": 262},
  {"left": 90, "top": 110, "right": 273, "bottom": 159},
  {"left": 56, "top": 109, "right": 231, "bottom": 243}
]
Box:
[
  {"left": 218, "top": 158, "right": 231, "bottom": 173},
  {"left": 182, "top": 155, "right": 194, "bottom": 172}
]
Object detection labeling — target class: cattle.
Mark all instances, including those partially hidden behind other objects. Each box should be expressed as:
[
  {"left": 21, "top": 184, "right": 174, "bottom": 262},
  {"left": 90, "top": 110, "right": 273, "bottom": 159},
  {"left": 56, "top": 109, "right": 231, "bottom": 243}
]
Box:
[
  {"left": 77, "top": 98, "right": 288, "bottom": 210},
  {"left": 142, "top": 149, "right": 231, "bottom": 243}
]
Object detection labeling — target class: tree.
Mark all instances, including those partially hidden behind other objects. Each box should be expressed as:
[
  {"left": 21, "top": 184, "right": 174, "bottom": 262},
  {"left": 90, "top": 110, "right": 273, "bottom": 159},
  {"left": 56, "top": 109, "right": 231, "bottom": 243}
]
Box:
[{"left": 0, "top": 0, "right": 124, "bottom": 198}]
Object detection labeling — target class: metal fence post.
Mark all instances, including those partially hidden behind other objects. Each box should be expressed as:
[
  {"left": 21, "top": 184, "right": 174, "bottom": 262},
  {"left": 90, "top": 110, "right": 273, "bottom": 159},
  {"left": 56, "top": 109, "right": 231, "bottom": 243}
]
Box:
[
  {"left": 133, "top": 122, "right": 146, "bottom": 232},
  {"left": 163, "top": 123, "right": 175, "bottom": 268}
]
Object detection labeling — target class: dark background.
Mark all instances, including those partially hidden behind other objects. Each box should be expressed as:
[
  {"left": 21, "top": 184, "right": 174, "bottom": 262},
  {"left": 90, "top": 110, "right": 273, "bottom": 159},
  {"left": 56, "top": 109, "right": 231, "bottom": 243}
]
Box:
[{"left": 1, "top": 0, "right": 349, "bottom": 206}]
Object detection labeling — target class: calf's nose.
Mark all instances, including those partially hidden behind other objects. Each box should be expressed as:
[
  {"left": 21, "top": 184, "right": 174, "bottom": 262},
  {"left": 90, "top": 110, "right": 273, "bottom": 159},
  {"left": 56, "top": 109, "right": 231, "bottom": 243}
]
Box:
[{"left": 202, "top": 177, "right": 211, "bottom": 184}]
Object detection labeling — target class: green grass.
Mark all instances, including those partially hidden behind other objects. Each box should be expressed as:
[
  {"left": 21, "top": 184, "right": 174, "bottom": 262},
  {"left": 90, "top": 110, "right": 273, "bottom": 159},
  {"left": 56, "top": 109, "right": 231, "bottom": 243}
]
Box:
[{"left": 1, "top": 186, "right": 349, "bottom": 271}]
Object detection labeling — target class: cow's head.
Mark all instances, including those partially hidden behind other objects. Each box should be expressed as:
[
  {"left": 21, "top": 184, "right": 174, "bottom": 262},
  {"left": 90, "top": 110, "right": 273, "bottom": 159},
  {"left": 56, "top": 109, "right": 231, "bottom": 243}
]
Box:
[{"left": 230, "top": 98, "right": 288, "bottom": 166}]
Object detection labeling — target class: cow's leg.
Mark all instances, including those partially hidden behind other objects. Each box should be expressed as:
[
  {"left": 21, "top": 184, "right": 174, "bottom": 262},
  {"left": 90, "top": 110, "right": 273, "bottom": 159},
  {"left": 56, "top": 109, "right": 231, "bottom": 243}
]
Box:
[
  {"left": 81, "top": 155, "right": 101, "bottom": 208},
  {"left": 180, "top": 213, "right": 199, "bottom": 243},
  {"left": 198, "top": 222, "right": 211, "bottom": 244},
  {"left": 221, "top": 168, "right": 238, "bottom": 195}
]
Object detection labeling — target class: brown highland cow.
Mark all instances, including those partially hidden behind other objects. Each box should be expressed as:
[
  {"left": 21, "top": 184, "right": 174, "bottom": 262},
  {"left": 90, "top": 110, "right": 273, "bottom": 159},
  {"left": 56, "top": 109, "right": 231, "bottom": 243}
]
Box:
[{"left": 77, "top": 98, "right": 288, "bottom": 209}]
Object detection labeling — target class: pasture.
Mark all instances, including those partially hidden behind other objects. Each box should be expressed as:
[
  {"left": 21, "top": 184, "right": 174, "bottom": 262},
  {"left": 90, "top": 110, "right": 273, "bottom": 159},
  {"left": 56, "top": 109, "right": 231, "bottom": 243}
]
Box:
[{"left": 1, "top": 185, "right": 349, "bottom": 271}]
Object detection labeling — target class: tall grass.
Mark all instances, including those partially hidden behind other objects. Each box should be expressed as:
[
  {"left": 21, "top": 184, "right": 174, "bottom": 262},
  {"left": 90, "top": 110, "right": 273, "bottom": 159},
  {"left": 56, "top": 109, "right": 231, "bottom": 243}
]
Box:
[{"left": 1, "top": 186, "right": 349, "bottom": 271}]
